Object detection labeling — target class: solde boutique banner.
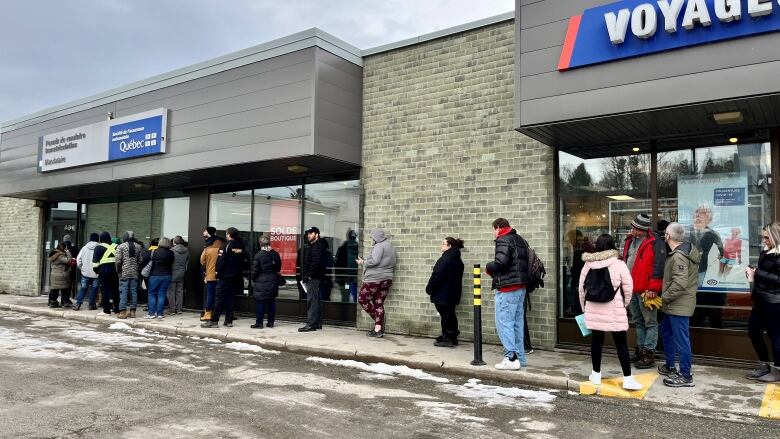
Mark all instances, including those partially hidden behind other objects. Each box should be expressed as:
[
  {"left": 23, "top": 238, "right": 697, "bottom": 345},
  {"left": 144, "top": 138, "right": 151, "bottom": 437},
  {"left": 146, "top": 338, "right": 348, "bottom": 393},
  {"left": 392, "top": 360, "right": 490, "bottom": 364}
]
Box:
[{"left": 677, "top": 172, "right": 750, "bottom": 293}]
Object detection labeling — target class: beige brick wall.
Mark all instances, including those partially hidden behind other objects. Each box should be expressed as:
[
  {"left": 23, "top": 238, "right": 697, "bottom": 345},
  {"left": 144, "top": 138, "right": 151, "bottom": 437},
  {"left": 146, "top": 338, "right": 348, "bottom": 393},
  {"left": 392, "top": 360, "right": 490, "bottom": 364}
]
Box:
[
  {"left": 0, "top": 197, "right": 43, "bottom": 296},
  {"left": 360, "top": 20, "right": 557, "bottom": 348}
]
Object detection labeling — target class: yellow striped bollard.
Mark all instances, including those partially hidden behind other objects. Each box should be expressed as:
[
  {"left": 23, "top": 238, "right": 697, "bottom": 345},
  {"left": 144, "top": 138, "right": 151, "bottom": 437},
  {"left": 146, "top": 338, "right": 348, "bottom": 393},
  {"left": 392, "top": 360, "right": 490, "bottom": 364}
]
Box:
[{"left": 471, "top": 264, "right": 486, "bottom": 366}]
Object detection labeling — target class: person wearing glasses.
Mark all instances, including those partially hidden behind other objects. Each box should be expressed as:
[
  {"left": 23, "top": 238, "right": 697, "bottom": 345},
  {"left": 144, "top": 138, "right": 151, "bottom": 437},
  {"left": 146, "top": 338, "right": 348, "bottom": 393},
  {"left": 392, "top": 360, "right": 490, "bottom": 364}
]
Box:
[{"left": 744, "top": 223, "right": 780, "bottom": 382}]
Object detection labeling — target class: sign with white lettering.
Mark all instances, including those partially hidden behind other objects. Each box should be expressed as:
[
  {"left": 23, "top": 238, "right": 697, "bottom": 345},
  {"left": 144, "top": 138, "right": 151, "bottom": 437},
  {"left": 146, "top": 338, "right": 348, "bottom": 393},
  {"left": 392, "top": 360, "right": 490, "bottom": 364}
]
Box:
[
  {"left": 38, "top": 108, "right": 167, "bottom": 172},
  {"left": 559, "top": 0, "right": 780, "bottom": 71}
]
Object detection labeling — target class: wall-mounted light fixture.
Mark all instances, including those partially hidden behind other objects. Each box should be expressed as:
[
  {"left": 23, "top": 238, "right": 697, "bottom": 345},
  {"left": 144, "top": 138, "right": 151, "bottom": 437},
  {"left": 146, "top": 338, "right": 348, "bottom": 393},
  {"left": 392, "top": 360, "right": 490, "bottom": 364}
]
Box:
[
  {"left": 713, "top": 111, "right": 743, "bottom": 125},
  {"left": 287, "top": 164, "right": 309, "bottom": 173},
  {"left": 729, "top": 137, "right": 739, "bottom": 144}
]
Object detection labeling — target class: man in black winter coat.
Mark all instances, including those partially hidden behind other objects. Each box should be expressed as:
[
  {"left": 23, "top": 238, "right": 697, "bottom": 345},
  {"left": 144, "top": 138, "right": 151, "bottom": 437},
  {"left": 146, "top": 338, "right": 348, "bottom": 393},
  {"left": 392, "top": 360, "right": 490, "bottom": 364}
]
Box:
[
  {"left": 92, "top": 231, "right": 119, "bottom": 315},
  {"left": 202, "top": 227, "right": 248, "bottom": 328},
  {"left": 299, "top": 226, "right": 328, "bottom": 332}
]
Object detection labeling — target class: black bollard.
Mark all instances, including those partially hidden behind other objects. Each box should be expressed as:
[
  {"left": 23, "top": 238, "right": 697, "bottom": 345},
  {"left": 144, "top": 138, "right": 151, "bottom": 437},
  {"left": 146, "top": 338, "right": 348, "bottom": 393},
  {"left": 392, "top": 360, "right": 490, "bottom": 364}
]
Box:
[{"left": 471, "top": 264, "right": 486, "bottom": 366}]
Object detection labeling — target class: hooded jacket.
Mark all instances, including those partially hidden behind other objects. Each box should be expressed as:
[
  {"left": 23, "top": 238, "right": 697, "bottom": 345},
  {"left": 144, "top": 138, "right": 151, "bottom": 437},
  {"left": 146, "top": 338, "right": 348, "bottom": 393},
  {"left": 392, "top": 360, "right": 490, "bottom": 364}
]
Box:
[
  {"left": 200, "top": 239, "right": 222, "bottom": 281},
  {"left": 142, "top": 247, "right": 175, "bottom": 277},
  {"left": 753, "top": 250, "right": 780, "bottom": 305},
  {"left": 252, "top": 248, "right": 282, "bottom": 300},
  {"left": 76, "top": 241, "right": 99, "bottom": 279},
  {"left": 171, "top": 244, "right": 190, "bottom": 282},
  {"left": 578, "top": 250, "right": 633, "bottom": 332},
  {"left": 662, "top": 242, "right": 701, "bottom": 316},
  {"left": 216, "top": 238, "right": 248, "bottom": 279},
  {"left": 622, "top": 232, "right": 666, "bottom": 293},
  {"left": 302, "top": 238, "right": 328, "bottom": 281},
  {"left": 92, "top": 232, "right": 118, "bottom": 276},
  {"left": 426, "top": 247, "right": 464, "bottom": 305},
  {"left": 115, "top": 240, "right": 143, "bottom": 280},
  {"left": 363, "top": 229, "right": 397, "bottom": 283},
  {"left": 49, "top": 250, "right": 72, "bottom": 290}
]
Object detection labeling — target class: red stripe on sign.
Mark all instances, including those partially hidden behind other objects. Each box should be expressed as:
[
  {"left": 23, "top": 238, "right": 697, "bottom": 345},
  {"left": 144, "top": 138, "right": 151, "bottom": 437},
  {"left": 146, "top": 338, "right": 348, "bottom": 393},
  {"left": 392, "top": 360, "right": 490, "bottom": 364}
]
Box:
[{"left": 558, "top": 15, "right": 582, "bottom": 71}]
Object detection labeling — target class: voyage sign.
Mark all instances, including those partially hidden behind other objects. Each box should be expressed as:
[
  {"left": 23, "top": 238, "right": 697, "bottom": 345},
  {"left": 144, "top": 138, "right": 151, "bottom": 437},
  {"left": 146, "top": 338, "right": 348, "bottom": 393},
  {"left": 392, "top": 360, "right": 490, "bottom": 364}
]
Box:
[
  {"left": 558, "top": 0, "right": 780, "bottom": 71},
  {"left": 38, "top": 108, "right": 167, "bottom": 172}
]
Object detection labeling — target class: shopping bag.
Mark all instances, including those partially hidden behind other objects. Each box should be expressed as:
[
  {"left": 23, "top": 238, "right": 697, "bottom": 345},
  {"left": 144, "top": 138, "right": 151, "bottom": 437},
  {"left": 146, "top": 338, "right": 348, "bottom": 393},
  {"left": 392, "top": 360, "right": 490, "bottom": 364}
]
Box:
[{"left": 575, "top": 314, "right": 591, "bottom": 337}]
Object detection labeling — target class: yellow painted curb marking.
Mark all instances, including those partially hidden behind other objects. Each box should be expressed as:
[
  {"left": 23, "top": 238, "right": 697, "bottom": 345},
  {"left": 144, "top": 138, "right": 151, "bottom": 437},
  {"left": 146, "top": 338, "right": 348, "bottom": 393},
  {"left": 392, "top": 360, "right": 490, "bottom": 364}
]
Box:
[
  {"left": 579, "top": 372, "right": 659, "bottom": 400},
  {"left": 759, "top": 384, "right": 780, "bottom": 420}
]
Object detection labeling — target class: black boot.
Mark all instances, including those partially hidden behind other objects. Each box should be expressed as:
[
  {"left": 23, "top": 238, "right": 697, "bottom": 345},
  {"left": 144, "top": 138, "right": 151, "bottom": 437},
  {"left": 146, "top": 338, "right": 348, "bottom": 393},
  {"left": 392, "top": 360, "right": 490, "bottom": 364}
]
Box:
[{"left": 630, "top": 347, "right": 641, "bottom": 363}]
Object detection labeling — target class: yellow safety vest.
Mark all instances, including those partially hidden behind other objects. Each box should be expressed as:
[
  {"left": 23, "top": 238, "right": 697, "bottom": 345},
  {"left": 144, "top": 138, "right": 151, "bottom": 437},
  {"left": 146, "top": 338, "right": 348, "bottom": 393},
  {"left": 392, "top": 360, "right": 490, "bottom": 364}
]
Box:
[{"left": 95, "top": 243, "right": 117, "bottom": 267}]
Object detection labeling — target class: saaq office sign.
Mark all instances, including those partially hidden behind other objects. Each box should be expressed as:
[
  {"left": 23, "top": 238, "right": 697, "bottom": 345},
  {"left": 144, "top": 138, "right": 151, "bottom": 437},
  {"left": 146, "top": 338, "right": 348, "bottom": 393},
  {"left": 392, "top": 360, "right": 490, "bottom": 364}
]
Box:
[
  {"left": 558, "top": 0, "right": 780, "bottom": 70},
  {"left": 39, "top": 108, "right": 167, "bottom": 172}
]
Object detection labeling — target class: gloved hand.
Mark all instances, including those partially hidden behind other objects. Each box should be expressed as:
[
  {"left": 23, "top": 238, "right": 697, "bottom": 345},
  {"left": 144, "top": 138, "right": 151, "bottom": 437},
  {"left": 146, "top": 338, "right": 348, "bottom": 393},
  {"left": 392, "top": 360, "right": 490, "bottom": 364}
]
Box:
[{"left": 641, "top": 291, "right": 663, "bottom": 310}]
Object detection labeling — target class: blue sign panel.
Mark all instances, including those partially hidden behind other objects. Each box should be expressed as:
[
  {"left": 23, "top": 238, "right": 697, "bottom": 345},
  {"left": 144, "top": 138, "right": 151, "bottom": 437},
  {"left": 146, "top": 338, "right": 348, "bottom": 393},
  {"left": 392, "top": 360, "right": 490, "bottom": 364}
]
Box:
[
  {"left": 714, "top": 187, "right": 746, "bottom": 206},
  {"left": 108, "top": 115, "right": 165, "bottom": 161},
  {"left": 559, "top": 0, "right": 780, "bottom": 71}
]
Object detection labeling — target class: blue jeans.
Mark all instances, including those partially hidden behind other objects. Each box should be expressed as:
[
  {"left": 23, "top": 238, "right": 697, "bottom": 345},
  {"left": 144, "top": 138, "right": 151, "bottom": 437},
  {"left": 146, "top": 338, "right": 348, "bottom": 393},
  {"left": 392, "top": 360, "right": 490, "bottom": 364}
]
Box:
[
  {"left": 148, "top": 275, "right": 171, "bottom": 317},
  {"left": 75, "top": 276, "right": 99, "bottom": 307},
  {"left": 495, "top": 287, "right": 527, "bottom": 366},
  {"left": 255, "top": 299, "right": 276, "bottom": 325},
  {"left": 119, "top": 278, "right": 139, "bottom": 311},
  {"left": 629, "top": 294, "right": 659, "bottom": 349},
  {"left": 660, "top": 315, "right": 693, "bottom": 379},
  {"left": 204, "top": 281, "right": 217, "bottom": 310}
]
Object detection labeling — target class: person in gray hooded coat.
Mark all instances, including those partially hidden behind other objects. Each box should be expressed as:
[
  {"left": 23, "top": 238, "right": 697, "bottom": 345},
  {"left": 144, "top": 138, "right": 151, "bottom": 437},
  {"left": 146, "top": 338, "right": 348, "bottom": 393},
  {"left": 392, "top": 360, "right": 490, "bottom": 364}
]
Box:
[
  {"left": 357, "top": 228, "right": 397, "bottom": 337},
  {"left": 168, "top": 236, "right": 190, "bottom": 315}
]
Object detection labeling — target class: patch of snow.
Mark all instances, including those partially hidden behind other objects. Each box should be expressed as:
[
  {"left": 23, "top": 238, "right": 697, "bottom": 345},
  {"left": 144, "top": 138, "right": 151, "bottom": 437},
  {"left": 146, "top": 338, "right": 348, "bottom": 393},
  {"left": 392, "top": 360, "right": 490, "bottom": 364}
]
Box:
[
  {"left": 157, "top": 359, "right": 210, "bottom": 371},
  {"left": 306, "top": 357, "right": 449, "bottom": 383},
  {"left": 224, "top": 342, "right": 279, "bottom": 354},
  {"left": 187, "top": 336, "right": 222, "bottom": 343},
  {"left": 415, "top": 401, "right": 489, "bottom": 423},
  {"left": 357, "top": 372, "right": 397, "bottom": 381},
  {"left": 109, "top": 322, "right": 132, "bottom": 330},
  {"left": 0, "top": 327, "right": 112, "bottom": 360},
  {"left": 522, "top": 420, "right": 556, "bottom": 432},
  {"left": 442, "top": 379, "right": 556, "bottom": 411}
]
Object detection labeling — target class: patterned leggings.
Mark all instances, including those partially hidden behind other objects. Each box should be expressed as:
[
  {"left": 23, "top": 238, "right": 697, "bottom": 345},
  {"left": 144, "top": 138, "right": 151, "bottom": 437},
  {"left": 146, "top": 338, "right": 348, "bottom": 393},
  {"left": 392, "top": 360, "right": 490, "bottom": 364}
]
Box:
[{"left": 358, "top": 279, "right": 392, "bottom": 326}]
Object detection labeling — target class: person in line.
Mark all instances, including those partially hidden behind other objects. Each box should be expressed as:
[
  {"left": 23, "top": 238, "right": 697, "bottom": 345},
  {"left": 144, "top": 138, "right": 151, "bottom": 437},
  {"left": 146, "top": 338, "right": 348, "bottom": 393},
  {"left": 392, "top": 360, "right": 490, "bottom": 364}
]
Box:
[
  {"left": 657, "top": 222, "right": 700, "bottom": 388},
  {"left": 48, "top": 243, "right": 72, "bottom": 308},
  {"left": 485, "top": 218, "right": 529, "bottom": 370},
  {"left": 203, "top": 227, "right": 248, "bottom": 328},
  {"left": 92, "top": 232, "right": 119, "bottom": 315},
  {"left": 623, "top": 213, "right": 666, "bottom": 369},
  {"left": 357, "top": 228, "right": 397, "bottom": 338},
  {"left": 251, "top": 235, "right": 282, "bottom": 329},
  {"left": 426, "top": 237, "right": 465, "bottom": 347},
  {"left": 299, "top": 227, "right": 329, "bottom": 332},
  {"left": 168, "top": 236, "right": 190, "bottom": 315},
  {"left": 115, "top": 231, "right": 143, "bottom": 319},
  {"left": 200, "top": 229, "right": 222, "bottom": 322},
  {"left": 335, "top": 229, "right": 359, "bottom": 303},
  {"left": 74, "top": 233, "right": 100, "bottom": 310},
  {"left": 578, "top": 234, "right": 641, "bottom": 390},
  {"left": 62, "top": 234, "right": 79, "bottom": 303},
  {"left": 744, "top": 222, "right": 780, "bottom": 383},
  {"left": 143, "top": 237, "right": 174, "bottom": 319}
]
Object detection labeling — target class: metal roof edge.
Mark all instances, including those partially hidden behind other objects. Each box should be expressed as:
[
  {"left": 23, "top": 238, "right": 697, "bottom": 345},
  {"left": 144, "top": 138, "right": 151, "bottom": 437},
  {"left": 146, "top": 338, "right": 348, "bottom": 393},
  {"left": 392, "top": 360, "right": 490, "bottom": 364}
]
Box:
[
  {"left": 362, "top": 11, "right": 515, "bottom": 56},
  {"left": 1, "top": 28, "right": 363, "bottom": 133}
]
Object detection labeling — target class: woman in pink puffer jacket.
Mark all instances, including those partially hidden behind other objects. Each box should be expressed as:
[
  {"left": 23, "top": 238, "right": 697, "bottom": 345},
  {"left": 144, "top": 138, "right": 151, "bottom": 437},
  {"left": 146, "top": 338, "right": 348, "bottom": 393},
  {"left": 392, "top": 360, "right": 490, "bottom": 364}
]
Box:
[{"left": 578, "top": 234, "right": 642, "bottom": 390}]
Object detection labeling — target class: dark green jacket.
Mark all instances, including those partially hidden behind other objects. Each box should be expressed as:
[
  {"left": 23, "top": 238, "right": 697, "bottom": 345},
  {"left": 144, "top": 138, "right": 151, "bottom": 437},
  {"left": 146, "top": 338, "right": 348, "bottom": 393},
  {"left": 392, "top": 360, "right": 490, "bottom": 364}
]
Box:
[{"left": 661, "top": 242, "right": 700, "bottom": 317}]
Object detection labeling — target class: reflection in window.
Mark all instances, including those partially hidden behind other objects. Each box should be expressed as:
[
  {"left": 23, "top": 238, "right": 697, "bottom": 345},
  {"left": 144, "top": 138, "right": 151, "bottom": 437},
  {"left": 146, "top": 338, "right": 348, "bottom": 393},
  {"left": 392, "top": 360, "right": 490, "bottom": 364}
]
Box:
[
  {"left": 209, "top": 190, "right": 252, "bottom": 294},
  {"left": 558, "top": 152, "right": 651, "bottom": 317},
  {"left": 304, "top": 180, "right": 361, "bottom": 303}
]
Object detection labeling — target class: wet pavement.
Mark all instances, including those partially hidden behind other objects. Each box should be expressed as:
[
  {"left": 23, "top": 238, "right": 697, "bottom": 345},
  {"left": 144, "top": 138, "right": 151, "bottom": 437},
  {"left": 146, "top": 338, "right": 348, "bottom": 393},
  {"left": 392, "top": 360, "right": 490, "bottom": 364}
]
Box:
[{"left": 1, "top": 308, "right": 779, "bottom": 438}]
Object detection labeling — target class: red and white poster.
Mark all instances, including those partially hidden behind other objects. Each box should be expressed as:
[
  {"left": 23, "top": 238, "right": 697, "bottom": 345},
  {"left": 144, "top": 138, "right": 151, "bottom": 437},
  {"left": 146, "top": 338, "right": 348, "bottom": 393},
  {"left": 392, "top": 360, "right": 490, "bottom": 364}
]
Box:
[{"left": 269, "top": 199, "right": 300, "bottom": 276}]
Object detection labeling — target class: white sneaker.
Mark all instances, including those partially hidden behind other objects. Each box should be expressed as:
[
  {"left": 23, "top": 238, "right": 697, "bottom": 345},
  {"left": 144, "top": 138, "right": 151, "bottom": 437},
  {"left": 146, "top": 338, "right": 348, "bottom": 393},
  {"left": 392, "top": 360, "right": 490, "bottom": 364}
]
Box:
[
  {"left": 157, "top": 315, "right": 164, "bottom": 320},
  {"left": 589, "top": 370, "right": 601, "bottom": 385},
  {"left": 144, "top": 314, "right": 155, "bottom": 319},
  {"left": 623, "top": 375, "right": 642, "bottom": 390},
  {"left": 494, "top": 357, "right": 521, "bottom": 371}
]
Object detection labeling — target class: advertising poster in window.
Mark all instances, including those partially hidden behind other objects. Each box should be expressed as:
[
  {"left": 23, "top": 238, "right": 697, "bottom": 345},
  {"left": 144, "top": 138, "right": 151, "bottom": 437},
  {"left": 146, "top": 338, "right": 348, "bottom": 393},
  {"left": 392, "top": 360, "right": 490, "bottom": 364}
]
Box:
[
  {"left": 269, "top": 199, "right": 300, "bottom": 276},
  {"left": 677, "top": 172, "right": 750, "bottom": 293}
]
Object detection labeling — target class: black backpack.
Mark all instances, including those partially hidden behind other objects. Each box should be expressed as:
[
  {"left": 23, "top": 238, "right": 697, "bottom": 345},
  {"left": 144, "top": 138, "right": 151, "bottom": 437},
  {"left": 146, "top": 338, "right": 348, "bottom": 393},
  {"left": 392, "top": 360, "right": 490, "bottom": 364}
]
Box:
[
  {"left": 583, "top": 267, "right": 622, "bottom": 303},
  {"left": 517, "top": 237, "right": 546, "bottom": 294}
]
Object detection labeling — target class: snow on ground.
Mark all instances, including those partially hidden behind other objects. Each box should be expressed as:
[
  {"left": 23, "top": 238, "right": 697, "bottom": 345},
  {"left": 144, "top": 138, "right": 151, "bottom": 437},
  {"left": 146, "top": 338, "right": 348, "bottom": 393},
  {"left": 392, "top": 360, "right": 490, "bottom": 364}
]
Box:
[
  {"left": 305, "top": 357, "right": 450, "bottom": 383},
  {"left": 187, "top": 336, "right": 222, "bottom": 343},
  {"left": 157, "top": 358, "right": 210, "bottom": 371},
  {"left": 224, "top": 342, "right": 279, "bottom": 354},
  {"left": 414, "top": 401, "right": 490, "bottom": 424},
  {"left": 109, "top": 322, "right": 132, "bottom": 330},
  {"left": 0, "top": 326, "right": 112, "bottom": 360},
  {"left": 441, "top": 379, "right": 557, "bottom": 411},
  {"left": 357, "top": 372, "right": 397, "bottom": 381}
]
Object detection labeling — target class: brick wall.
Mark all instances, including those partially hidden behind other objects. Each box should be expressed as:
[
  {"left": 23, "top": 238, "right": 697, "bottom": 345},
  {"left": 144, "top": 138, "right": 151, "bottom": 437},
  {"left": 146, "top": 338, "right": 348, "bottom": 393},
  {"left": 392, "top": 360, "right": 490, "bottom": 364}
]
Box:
[
  {"left": 0, "top": 197, "right": 43, "bottom": 296},
  {"left": 360, "top": 20, "right": 557, "bottom": 348}
]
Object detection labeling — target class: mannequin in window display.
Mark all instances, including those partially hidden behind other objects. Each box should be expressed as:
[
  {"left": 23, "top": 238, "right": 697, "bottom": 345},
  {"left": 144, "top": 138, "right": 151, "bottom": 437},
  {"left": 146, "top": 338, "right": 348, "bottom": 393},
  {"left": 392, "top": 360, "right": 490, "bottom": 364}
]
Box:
[{"left": 689, "top": 205, "right": 725, "bottom": 328}]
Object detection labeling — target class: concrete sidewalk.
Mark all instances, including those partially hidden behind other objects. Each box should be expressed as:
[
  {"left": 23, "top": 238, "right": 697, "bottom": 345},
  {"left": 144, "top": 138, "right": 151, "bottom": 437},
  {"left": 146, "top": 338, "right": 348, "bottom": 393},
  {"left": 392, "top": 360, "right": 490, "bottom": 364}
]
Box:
[{"left": 1, "top": 294, "right": 778, "bottom": 421}]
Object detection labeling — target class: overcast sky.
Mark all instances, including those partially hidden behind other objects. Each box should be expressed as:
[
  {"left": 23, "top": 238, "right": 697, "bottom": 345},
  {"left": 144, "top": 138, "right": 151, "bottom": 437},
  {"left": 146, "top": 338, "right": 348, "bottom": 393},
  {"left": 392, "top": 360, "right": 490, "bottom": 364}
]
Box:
[{"left": 0, "top": 0, "right": 514, "bottom": 125}]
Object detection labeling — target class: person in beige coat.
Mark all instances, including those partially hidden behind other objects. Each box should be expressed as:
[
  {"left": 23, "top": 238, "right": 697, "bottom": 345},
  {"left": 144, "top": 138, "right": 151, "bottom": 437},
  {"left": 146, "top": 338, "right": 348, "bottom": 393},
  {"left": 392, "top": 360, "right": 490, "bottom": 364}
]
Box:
[
  {"left": 658, "top": 222, "right": 700, "bottom": 388},
  {"left": 48, "top": 243, "right": 73, "bottom": 308}
]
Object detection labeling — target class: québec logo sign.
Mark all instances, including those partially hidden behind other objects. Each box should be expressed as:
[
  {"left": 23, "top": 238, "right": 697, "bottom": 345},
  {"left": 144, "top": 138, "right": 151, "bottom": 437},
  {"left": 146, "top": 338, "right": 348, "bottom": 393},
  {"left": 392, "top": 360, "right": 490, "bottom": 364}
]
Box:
[
  {"left": 119, "top": 138, "right": 145, "bottom": 153},
  {"left": 558, "top": 0, "right": 780, "bottom": 71}
]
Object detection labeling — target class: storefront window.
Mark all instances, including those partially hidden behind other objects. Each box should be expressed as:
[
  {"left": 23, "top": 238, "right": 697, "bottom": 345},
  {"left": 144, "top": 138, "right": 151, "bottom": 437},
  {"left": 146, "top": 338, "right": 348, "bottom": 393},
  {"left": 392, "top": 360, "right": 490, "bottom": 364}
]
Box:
[
  {"left": 304, "top": 180, "right": 361, "bottom": 303},
  {"left": 83, "top": 202, "right": 119, "bottom": 240},
  {"left": 209, "top": 190, "right": 252, "bottom": 294},
  {"left": 252, "top": 186, "right": 302, "bottom": 300},
  {"left": 151, "top": 197, "right": 190, "bottom": 242},
  {"left": 558, "top": 151, "right": 651, "bottom": 317}
]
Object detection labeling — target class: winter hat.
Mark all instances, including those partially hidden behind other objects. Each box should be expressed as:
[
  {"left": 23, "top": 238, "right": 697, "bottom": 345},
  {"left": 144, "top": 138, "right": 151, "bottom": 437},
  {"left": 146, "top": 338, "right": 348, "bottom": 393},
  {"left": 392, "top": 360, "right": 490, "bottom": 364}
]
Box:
[
  {"left": 304, "top": 226, "right": 320, "bottom": 235},
  {"left": 347, "top": 229, "right": 357, "bottom": 240},
  {"left": 370, "top": 228, "right": 386, "bottom": 243},
  {"left": 111, "top": 237, "right": 121, "bottom": 245},
  {"left": 123, "top": 231, "right": 135, "bottom": 242},
  {"left": 205, "top": 226, "right": 216, "bottom": 237},
  {"left": 89, "top": 233, "right": 100, "bottom": 242},
  {"left": 631, "top": 214, "right": 652, "bottom": 231},
  {"left": 99, "top": 231, "right": 112, "bottom": 244},
  {"left": 63, "top": 235, "right": 73, "bottom": 243}
]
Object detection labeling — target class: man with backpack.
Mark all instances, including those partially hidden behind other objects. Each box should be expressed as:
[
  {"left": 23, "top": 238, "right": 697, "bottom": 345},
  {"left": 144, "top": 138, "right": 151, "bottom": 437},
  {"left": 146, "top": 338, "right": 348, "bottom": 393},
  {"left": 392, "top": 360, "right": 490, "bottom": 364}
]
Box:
[
  {"left": 623, "top": 213, "right": 667, "bottom": 369},
  {"left": 486, "top": 218, "right": 532, "bottom": 370}
]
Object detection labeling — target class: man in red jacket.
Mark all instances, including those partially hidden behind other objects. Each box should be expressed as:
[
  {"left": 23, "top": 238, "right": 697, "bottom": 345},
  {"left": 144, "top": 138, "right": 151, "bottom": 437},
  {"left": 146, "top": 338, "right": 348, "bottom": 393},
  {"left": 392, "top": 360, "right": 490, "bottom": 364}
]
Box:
[{"left": 623, "top": 214, "right": 666, "bottom": 369}]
